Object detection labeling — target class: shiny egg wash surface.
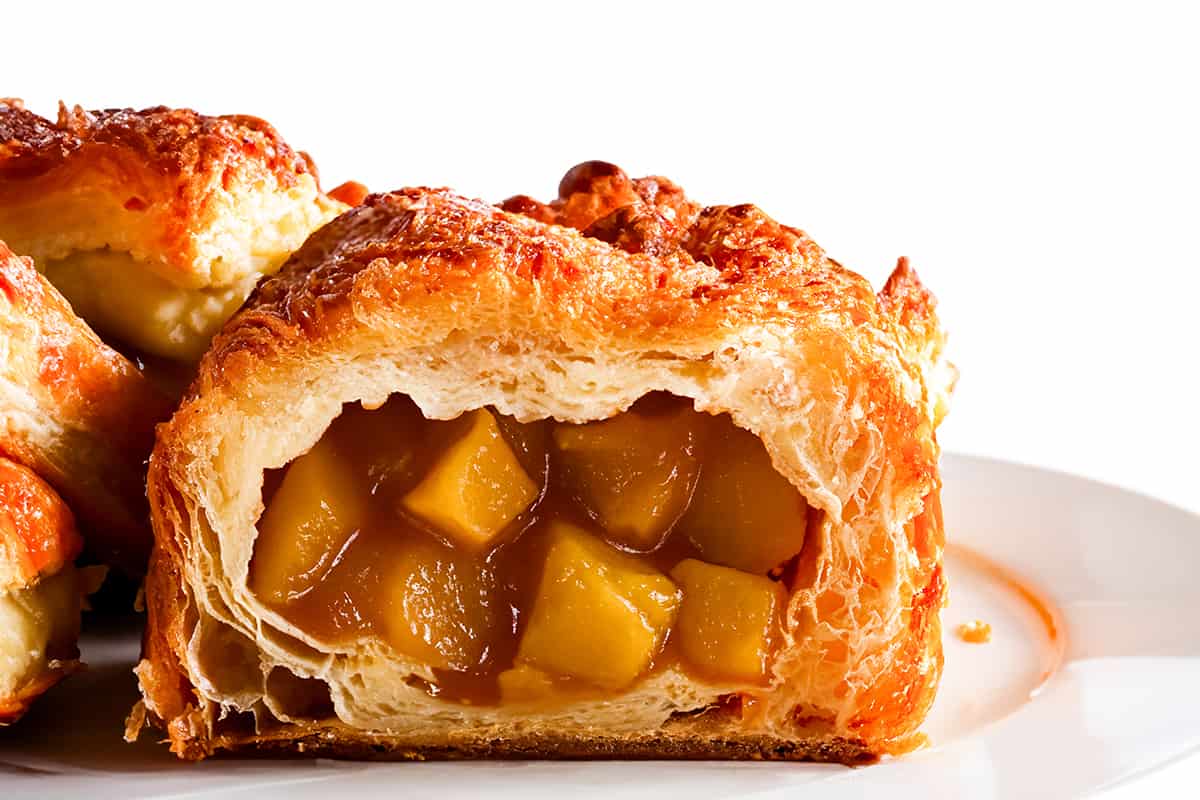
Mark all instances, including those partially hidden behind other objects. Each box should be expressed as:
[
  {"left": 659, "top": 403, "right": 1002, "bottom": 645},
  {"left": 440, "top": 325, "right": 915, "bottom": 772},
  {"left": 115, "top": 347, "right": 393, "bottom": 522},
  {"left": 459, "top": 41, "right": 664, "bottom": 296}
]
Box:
[{"left": 249, "top": 393, "right": 814, "bottom": 706}]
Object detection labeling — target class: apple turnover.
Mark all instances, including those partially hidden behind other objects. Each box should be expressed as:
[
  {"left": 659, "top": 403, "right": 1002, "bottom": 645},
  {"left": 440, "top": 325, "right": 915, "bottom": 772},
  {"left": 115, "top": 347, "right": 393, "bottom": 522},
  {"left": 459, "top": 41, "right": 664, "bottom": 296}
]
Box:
[
  {"left": 0, "top": 99, "right": 350, "bottom": 367},
  {"left": 134, "top": 171, "right": 953, "bottom": 762},
  {"left": 0, "top": 456, "right": 100, "bottom": 725}
]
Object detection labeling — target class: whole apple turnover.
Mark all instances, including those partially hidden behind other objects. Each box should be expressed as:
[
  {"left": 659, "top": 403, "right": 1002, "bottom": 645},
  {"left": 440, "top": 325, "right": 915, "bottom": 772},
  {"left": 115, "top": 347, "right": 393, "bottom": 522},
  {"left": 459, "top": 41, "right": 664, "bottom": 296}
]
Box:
[
  {"left": 134, "top": 171, "right": 953, "bottom": 762},
  {"left": 0, "top": 99, "right": 350, "bottom": 366}
]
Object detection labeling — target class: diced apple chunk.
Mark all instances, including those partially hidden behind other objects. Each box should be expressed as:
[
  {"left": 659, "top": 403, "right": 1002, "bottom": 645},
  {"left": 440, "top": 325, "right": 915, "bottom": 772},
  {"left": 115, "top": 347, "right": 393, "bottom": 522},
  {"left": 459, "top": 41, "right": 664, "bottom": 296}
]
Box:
[
  {"left": 670, "top": 559, "right": 786, "bottom": 683},
  {"left": 497, "top": 663, "right": 559, "bottom": 703},
  {"left": 678, "top": 421, "right": 807, "bottom": 573},
  {"left": 401, "top": 409, "right": 538, "bottom": 550},
  {"left": 493, "top": 413, "right": 551, "bottom": 486},
  {"left": 381, "top": 533, "right": 498, "bottom": 672},
  {"left": 250, "top": 436, "right": 368, "bottom": 604},
  {"left": 516, "top": 520, "right": 680, "bottom": 689},
  {"left": 553, "top": 400, "right": 703, "bottom": 551}
]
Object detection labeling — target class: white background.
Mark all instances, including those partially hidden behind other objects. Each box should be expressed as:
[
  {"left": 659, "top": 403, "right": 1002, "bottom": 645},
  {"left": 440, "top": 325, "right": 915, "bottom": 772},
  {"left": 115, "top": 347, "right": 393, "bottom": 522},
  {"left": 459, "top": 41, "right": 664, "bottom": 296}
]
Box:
[{"left": 7, "top": 1, "right": 1199, "bottom": 796}]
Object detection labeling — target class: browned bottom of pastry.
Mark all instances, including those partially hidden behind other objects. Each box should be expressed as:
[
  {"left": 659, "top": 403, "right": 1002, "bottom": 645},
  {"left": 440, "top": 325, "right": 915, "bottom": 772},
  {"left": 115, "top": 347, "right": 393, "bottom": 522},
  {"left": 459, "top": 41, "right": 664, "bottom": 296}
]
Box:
[
  {"left": 0, "top": 659, "right": 80, "bottom": 726},
  {"left": 172, "top": 721, "right": 876, "bottom": 764}
]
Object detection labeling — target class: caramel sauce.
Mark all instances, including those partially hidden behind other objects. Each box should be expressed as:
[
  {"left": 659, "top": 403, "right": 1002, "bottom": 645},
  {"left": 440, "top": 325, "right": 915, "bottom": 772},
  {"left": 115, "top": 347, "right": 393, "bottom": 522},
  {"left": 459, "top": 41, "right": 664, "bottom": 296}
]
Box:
[
  {"left": 251, "top": 393, "right": 804, "bottom": 705},
  {"left": 946, "top": 543, "right": 1065, "bottom": 684}
]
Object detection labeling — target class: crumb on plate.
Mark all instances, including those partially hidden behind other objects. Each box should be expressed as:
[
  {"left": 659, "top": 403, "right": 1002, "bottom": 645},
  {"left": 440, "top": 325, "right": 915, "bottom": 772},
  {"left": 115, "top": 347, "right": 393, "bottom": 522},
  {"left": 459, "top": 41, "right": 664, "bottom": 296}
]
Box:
[{"left": 957, "top": 619, "right": 992, "bottom": 644}]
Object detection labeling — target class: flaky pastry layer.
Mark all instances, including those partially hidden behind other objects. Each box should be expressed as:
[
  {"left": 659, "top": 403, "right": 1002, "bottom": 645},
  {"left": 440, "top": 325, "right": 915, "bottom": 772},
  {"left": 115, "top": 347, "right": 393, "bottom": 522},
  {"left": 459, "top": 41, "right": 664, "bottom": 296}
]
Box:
[{"left": 137, "top": 173, "right": 952, "bottom": 761}]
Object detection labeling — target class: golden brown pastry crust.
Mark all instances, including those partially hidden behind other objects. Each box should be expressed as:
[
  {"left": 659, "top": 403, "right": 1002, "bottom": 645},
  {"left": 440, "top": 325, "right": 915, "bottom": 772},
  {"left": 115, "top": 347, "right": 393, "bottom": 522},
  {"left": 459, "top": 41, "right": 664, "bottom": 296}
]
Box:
[
  {"left": 0, "top": 455, "right": 83, "bottom": 724},
  {"left": 0, "top": 99, "right": 342, "bottom": 291},
  {"left": 0, "top": 240, "right": 171, "bottom": 574},
  {"left": 0, "top": 665, "right": 76, "bottom": 726},
  {"left": 138, "top": 171, "right": 951, "bottom": 761},
  {"left": 0, "top": 456, "right": 80, "bottom": 591},
  {"left": 139, "top": 712, "right": 877, "bottom": 763},
  {"left": 501, "top": 160, "right": 701, "bottom": 236},
  {"left": 0, "top": 101, "right": 307, "bottom": 184}
]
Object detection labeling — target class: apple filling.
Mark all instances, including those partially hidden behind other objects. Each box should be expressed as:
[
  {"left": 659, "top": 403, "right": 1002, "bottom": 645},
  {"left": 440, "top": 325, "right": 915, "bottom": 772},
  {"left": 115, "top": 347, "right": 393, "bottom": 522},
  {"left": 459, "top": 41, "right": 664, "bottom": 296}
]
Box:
[{"left": 249, "top": 394, "right": 811, "bottom": 704}]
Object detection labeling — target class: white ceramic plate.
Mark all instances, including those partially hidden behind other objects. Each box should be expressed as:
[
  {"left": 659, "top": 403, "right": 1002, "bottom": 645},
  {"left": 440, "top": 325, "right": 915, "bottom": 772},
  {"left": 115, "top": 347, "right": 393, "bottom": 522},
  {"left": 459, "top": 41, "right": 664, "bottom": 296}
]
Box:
[{"left": 2, "top": 454, "right": 1198, "bottom": 799}]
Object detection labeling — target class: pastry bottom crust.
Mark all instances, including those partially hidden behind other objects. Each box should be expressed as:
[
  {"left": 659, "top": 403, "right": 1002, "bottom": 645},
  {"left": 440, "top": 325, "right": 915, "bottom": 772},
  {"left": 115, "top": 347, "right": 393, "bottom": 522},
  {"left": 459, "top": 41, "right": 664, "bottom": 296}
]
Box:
[
  {"left": 184, "top": 725, "right": 875, "bottom": 764},
  {"left": 0, "top": 659, "right": 80, "bottom": 725}
]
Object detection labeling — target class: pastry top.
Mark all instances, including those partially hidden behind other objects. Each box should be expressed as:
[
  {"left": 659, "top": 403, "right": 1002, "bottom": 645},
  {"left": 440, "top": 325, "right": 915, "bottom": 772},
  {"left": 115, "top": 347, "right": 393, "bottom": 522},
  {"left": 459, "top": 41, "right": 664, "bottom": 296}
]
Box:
[
  {"left": 228, "top": 184, "right": 942, "bottom": 467},
  {"left": 0, "top": 456, "right": 80, "bottom": 592},
  {"left": 501, "top": 160, "right": 702, "bottom": 236},
  {"left": 0, "top": 99, "right": 344, "bottom": 289},
  {"left": 0, "top": 240, "right": 171, "bottom": 574},
  {"left": 508, "top": 159, "right": 953, "bottom": 427},
  {"left": 241, "top": 188, "right": 878, "bottom": 390},
  {"left": 142, "top": 170, "right": 951, "bottom": 758},
  {"left": 0, "top": 100, "right": 309, "bottom": 184}
]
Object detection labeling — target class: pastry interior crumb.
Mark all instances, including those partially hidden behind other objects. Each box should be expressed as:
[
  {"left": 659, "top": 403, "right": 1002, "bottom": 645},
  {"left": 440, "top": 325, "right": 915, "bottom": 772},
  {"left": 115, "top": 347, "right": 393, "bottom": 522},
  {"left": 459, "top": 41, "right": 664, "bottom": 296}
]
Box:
[
  {"left": 43, "top": 250, "right": 260, "bottom": 362},
  {"left": 0, "top": 567, "right": 84, "bottom": 699}
]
